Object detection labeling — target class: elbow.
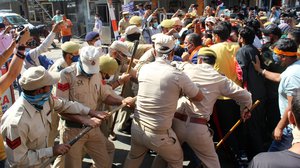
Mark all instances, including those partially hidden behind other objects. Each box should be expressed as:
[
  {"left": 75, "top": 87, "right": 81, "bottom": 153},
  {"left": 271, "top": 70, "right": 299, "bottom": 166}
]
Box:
[{"left": 190, "top": 91, "right": 204, "bottom": 102}]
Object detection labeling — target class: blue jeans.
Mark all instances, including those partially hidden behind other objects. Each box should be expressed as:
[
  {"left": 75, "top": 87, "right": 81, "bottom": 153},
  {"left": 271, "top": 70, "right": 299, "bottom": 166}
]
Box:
[
  {"left": 268, "top": 127, "right": 293, "bottom": 152},
  {"left": 61, "top": 35, "right": 71, "bottom": 43},
  {"left": 0, "top": 159, "right": 5, "bottom": 168}
]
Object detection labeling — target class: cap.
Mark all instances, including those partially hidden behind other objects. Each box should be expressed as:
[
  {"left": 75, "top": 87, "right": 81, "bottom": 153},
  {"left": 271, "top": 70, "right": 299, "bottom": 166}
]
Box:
[
  {"left": 171, "top": 17, "right": 183, "bottom": 26},
  {"left": 261, "top": 24, "right": 282, "bottom": 37},
  {"left": 129, "top": 16, "right": 143, "bottom": 26},
  {"left": 99, "top": 56, "right": 118, "bottom": 75},
  {"left": 154, "top": 34, "right": 175, "bottom": 54},
  {"left": 205, "top": 16, "right": 216, "bottom": 24},
  {"left": 260, "top": 16, "right": 268, "bottom": 21},
  {"left": 125, "top": 25, "right": 141, "bottom": 35},
  {"left": 19, "top": 66, "right": 60, "bottom": 91},
  {"left": 61, "top": 41, "right": 81, "bottom": 54},
  {"left": 160, "top": 19, "right": 175, "bottom": 29},
  {"left": 151, "top": 33, "right": 163, "bottom": 42},
  {"left": 278, "top": 23, "right": 291, "bottom": 34},
  {"left": 80, "top": 46, "right": 102, "bottom": 74},
  {"left": 0, "top": 23, "right": 5, "bottom": 29},
  {"left": 110, "top": 41, "right": 131, "bottom": 56},
  {"left": 85, "top": 31, "right": 99, "bottom": 41},
  {"left": 122, "top": 11, "right": 129, "bottom": 15},
  {"left": 197, "top": 47, "right": 216, "bottom": 58}
]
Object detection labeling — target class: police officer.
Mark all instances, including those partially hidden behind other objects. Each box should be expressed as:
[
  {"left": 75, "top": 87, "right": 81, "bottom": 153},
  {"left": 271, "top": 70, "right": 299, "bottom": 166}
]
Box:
[
  {"left": 124, "top": 34, "right": 203, "bottom": 168},
  {"left": 172, "top": 48, "right": 252, "bottom": 168},
  {"left": 56, "top": 46, "right": 134, "bottom": 168},
  {"left": 1, "top": 66, "right": 104, "bottom": 167}
]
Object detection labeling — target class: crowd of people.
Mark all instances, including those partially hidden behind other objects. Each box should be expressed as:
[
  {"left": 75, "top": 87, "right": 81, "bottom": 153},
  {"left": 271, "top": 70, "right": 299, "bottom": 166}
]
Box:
[{"left": 0, "top": 1, "right": 300, "bottom": 168}]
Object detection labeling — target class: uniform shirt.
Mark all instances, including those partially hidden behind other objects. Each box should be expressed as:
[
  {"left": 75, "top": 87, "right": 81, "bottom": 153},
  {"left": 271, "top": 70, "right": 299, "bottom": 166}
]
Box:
[
  {"left": 1, "top": 96, "right": 90, "bottom": 167},
  {"left": 56, "top": 63, "right": 109, "bottom": 110},
  {"left": 24, "top": 32, "right": 56, "bottom": 70},
  {"left": 124, "top": 41, "right": 152, "bottom": 63},
  {"left": 136, "top": 57, "right": 199, "bottom": 131},
  {"left": 176, "top": 63, "right": 252, "bottom": 120},
  {"left": 118, "top": 18, "right": 130, "bottom": 35},
  {"left": 278, "top": 60, "right": 300, "bottom": 117}
]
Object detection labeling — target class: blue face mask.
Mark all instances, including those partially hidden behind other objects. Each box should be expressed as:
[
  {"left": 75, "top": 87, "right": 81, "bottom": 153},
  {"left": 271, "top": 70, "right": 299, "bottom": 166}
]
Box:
[
  {"left": 22, "top": 86, "right": 52, "bottom": 111},
  {"left": 153, "top": 22, "right": 159, "bottom": 28},
  {"left": 71, "top": 55, "right": 80, "bottom": 62},
  {"left": 272, "top": 53, "right": 281, "bottom": 64}
]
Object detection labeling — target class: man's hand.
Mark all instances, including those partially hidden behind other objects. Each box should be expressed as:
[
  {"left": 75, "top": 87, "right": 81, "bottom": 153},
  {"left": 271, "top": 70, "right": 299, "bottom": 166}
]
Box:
[
  {"left": 4, "top": 25, "right": 12, "bottom": 34},
  {"left": 251, "top": 55, "right": 262, "bottom": 73},
  {"left": 52, "top": 21, "right": 62, "bottom": 34},
  {"left": 273, "top": 126, "right": 283, "bottom": 141},
  {"left": 53, "top": 144, "right": 71, "bottom": 156},
  {"left": 181, "top": 52, "right": 190, "bottom": 62},
  {"left": 240, "top": 108, "right": 251, "bottom": 122},
  {"left": 122, "top": 97, "right": 136, "bottom": 107},
  {"left": 82, "top": 117, "right": 102, "bottom": 128},
  {"left": 119, "top": 73, "right": 131, "bottom": 84},
  {"left": 89, "top": 110, "right": 109, "bottom": 120},
  {"left": 18, "top": 27, "right": 30, "bottom": 45}
]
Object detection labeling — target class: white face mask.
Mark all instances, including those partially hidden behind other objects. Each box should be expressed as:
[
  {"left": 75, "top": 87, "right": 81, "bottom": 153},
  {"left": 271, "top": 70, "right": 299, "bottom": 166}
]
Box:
[
  {"left": 94, "top": 40, "right": 102, "bottom": 47},
  {"left": 292, "top": 126, "right": 300, "bottom": 145},
  {"left": 105, "top": 75, "right": 115, "bottom": 82},
  {"left": 280, "top": 19, "right": 285, "bottom": 24}
]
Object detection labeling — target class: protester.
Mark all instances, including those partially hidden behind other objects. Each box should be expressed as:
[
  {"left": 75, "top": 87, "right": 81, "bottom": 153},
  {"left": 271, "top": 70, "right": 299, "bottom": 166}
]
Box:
[{"left": 60, "top": 15, "right": 73, "bottom": 43}]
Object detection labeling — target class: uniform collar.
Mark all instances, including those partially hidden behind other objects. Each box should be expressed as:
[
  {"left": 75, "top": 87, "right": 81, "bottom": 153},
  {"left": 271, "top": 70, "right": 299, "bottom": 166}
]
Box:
[{"left": 20, "top": 96, "right": 50, "bottom": 118}]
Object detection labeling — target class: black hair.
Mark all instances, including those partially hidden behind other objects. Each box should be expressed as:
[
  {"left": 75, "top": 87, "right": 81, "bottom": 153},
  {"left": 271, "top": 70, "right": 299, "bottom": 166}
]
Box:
[
  {"left": 126, "top": 33, "right": 141, "bottom": 42},
  {"left": 288, "top": 28, "right": 300, "bottom": 46},
  {"left": 187, "top": 33, "right": 202, "bottom": 47},
  {"left": 183, "top": 18, "right": 193, "bottom": 27},
  {"left": 276, "top": 38, "right": 298, "bottom": 53},
  {"left": 199, "top": 55, "right": 216, "bottom": 65},
  {"left": 292, "top": 90, "right": 300, "bottom": 128},
  {"left": 219, "top": 21, "right": 232, "bottom": 36},
  {"left": 239, "top": 27, "right": 255, "bottom": 44},
  {"left": 212, "top": 24, "right": 229, "bottom": 41}
]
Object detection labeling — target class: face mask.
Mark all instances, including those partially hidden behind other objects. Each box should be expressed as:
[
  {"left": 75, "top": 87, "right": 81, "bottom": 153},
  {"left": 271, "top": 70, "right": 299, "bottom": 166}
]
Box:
[
  {"left": 262, "top": 36, "right": 270, "bottom": 44},
  {"left": 153, "top": 22, "right": 158, "bottom": 28},
  {"left": 71, "top": 55, "right": 80, "bottom": 62},
  {"left": 280, "top": 19, "right": 285, "bottom": 24},
  {"left": 95, "top": 17, "right": 99, "bottom": 20},
  {"left": 104, "top": 74, "right": 115, "bottom": 82},
  {"left": 22, "top": 87, "right": 52, "bottom": 111},
  {"left": 94, "top": 40, "right": 102, "bottom": 47},
  {"left": 175, "top": 39, "right": 180, "bottom": 46}
]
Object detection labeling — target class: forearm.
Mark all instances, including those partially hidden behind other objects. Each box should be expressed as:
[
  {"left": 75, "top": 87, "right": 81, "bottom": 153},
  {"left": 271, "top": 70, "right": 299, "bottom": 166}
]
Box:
[
  {"left": 0, "top": 40, "right": 15, "bottom": 66},
  {"left": 276, "top": 109, "right": 289, "bottom": 130},
  {"left": 0, "top": 48, "right": 25, "bottom": 95},
  {"left": 259, "top": 69, "right": 281, "bottom": 82},
  {"left": 29, "top": 31, "right": 55, "bottom": 57},
  {"left": 104, "top": 95, "right": 123, "bottom": 106},
  {"left": 60, "top": 113, "right": 88, "bottom": 124}
]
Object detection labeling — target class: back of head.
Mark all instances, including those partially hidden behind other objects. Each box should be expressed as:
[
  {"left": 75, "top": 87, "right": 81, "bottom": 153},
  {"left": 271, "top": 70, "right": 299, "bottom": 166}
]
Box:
[
  {"left": 213, "top": 24, "right": 229, "bottom": 41},
  {"left": 125, "top": 25, "right": 141, "bottom": 42},
  {"left": 197, "top": 47, "right": 216, "bottom": 65},
  {"left": 239, "top": 27, "right": 255, "bottom": 45},
  {"left": 187, "top": 33, "right": 202, "bottom": 47},
  {"left": 154, "top": 34, "right": 175, "bottom": 56},
  {"left": 276, "top": 38, "right": 298, "bottom": 53},
  {"left": 288, "top": 28, "right": 300, "bottom": 46}
]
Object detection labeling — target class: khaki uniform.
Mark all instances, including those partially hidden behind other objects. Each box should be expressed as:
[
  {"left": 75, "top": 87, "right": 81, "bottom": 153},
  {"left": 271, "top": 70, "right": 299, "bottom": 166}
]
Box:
[
  {"left": 48, "top": 58, "right": 69, "bottom": 147},
  {"left": 55, "top": 64, "right": 115, "bottom": 168},
  {"left": 115, "top": 42, "right": 152, "bottom": 132},
  {"left": 172, "top": 63, "right": 252, "bottom": 168},
  {"left": 0, "top": 95, "right": 90, "bottom": 168},
  {"left": 118, "top": 18, "right": 130, "bottom": 35},
  {"left": 124, "top": 58, "right": 200, "bottom": 168}
]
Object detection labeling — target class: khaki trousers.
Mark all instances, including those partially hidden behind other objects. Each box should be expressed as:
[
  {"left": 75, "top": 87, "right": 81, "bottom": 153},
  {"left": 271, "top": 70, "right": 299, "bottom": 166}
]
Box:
[
  {"left": 59, "top": 126, "right": 115, "bottom": 168},
  {"left": 124, "top": 120, "right": 183, "bottom": 168},
  {"left": 173, "top": 118, "right": 220, "bottom": 168}
]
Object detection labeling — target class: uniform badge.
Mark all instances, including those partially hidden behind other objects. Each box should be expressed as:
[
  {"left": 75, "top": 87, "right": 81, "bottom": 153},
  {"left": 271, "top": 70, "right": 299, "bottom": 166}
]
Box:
[
  {"left": 58, "top": 83, "right": 70, "bottom": 91},
  {"left": 6, "top": 137, "right": 21, "bottom": 150}
]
